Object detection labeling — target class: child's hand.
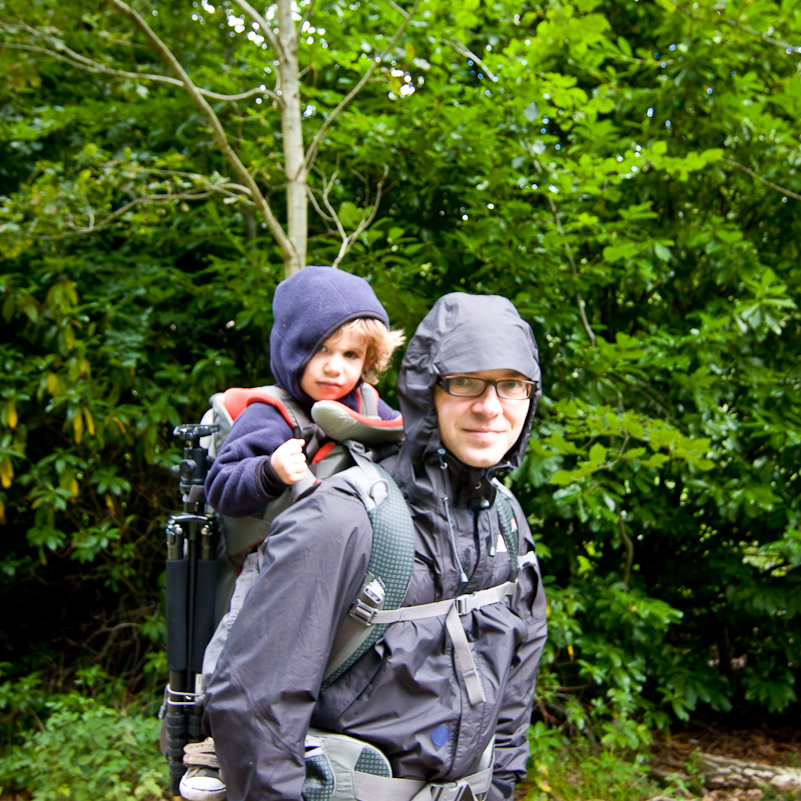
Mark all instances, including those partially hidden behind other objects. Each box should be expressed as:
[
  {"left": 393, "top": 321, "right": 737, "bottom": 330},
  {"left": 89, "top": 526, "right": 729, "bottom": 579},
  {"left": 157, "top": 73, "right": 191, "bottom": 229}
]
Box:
[{"left": 270, "top": 439, "right": 308, "bottom": 485}]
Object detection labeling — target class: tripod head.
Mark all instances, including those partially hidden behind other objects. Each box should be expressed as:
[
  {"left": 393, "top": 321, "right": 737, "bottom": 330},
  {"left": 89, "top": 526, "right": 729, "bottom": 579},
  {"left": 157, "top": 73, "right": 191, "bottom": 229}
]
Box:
[{"left": 172, "top": 423, "right": 220, "bottom": 494}]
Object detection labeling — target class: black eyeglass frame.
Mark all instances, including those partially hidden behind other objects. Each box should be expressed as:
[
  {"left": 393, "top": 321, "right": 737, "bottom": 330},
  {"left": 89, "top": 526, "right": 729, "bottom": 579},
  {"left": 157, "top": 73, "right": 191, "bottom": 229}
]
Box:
[{"left": 436, "top": 375, "right": 539, "bottom": 400}]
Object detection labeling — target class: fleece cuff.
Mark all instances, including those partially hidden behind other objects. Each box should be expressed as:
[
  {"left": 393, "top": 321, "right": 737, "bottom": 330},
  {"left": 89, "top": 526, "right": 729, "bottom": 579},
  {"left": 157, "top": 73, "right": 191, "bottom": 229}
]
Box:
[{"left": 258, "top": 455, "right": 288, "bottom": 497}]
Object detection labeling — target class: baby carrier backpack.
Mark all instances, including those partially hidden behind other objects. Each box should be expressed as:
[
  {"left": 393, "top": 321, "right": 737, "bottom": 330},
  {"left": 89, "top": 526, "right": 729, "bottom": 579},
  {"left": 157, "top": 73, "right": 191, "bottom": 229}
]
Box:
[
  {"left": 161, "top": 384, "right": 408, "bottom": 794},
  {"left": 162, "top": 385, "right": 531, "bottom": 801}
]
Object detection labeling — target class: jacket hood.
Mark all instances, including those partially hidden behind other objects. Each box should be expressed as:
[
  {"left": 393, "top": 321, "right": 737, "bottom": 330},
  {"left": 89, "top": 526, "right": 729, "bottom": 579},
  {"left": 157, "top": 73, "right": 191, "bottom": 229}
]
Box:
[
  {"left": 397, "top": 293, "right": 541, "bottom": 482},
  {"left": 269, "top": 266, "right": 391, "bottom": 405}
]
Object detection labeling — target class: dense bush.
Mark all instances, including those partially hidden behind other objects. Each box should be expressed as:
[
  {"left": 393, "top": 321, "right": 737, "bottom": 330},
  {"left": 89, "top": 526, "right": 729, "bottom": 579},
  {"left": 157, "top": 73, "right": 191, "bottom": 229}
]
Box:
[
  {"left": 0, "top": 668, "right": 166, "bottom": 799},
  {"left": 0, "top": 0, "right": 799, "bottom": 776}
]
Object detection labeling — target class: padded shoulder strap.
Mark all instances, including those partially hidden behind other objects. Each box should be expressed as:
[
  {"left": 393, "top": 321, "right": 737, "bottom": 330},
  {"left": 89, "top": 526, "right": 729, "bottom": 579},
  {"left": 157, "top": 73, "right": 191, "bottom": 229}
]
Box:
[
  {"left": 356, "top": 384, "right": 380, "bottom": 418},
  {"left": 322, "top": 463, "right": 415, "bottom": 687},
  {"left": 492, "top": 479, "right": 519, "bottom": 582},
  {"left": 221, "top": 385, "right": 312, "bottom": 440}
]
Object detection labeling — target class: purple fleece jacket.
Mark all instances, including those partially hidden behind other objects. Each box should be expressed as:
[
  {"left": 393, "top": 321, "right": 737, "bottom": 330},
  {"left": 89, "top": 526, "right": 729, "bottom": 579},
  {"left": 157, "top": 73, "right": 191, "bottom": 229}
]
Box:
[{"left": 204, "top": 267, "right": 399, "bottom": 517}]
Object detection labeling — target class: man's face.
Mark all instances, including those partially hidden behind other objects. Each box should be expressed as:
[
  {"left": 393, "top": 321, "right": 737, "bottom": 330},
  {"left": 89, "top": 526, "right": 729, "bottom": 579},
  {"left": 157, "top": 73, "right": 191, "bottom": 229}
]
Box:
[
  {"left": 433, "top": 369, "right": 531, "bottom": 468},
  {"left": 300, "top": 329, "right": 367, "bottom": 401}
]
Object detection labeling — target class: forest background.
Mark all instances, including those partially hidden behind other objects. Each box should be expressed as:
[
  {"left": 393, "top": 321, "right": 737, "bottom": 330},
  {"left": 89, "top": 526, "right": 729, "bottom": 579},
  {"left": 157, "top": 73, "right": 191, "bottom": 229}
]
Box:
[{"left": 0, "top": 0, "right": 800, "bottom": 797}]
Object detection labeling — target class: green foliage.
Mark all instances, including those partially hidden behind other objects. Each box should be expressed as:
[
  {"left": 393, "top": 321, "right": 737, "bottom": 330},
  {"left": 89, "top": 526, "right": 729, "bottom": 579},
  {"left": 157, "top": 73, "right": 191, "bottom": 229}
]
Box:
[
  {"left": 0, "top": 674, "right": 166, "bottom": 800},
  {"left": 1, "top": 0, "right": 800, "bottom": 771},
  {"left": 524, "top": 726, "right": 672, "bottom": 801}
]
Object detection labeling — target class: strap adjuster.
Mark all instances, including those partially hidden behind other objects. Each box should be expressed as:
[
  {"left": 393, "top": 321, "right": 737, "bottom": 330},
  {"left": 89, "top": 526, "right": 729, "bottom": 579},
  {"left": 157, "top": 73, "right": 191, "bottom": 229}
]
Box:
[
  {"left": 431, "top": 780, "right": 472, "bottom": 800},
  {"left": 456, "top": 597, "right": 469, "bottom": 615},
  {"left": 350, "top": 599, "right": 377, "bottom": 625}
]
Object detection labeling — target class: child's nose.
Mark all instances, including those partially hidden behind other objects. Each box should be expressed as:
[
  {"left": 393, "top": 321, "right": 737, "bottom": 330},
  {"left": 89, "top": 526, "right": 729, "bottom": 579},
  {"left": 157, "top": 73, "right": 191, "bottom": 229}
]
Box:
[{"left": 324, "top": 355, "right": 342, "bottom": 374}]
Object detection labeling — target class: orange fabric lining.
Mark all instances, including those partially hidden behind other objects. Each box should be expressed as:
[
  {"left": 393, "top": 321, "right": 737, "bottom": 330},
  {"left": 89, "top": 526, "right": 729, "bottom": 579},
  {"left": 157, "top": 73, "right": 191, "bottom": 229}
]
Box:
[{"left": 311, "top": 441, "right": 336, "bottom": 465}]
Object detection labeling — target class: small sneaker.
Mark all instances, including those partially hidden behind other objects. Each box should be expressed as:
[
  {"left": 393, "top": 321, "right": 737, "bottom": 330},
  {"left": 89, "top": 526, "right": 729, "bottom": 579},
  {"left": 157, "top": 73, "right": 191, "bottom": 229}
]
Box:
[{"left": 180, "top": 738, "right": 226, "bottom": 801}]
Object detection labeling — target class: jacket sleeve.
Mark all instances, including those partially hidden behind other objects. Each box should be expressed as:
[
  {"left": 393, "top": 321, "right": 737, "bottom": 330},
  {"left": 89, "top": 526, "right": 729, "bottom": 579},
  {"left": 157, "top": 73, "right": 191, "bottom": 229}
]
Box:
[
  {"left": 204, "top": 403, "right": 295, "bottom": 517},
  {"left": 203, "top": 484, "right": 373, "bottom": 801},
  {"left": 489, "top": 495, "right": 548, "bottom": 798}
]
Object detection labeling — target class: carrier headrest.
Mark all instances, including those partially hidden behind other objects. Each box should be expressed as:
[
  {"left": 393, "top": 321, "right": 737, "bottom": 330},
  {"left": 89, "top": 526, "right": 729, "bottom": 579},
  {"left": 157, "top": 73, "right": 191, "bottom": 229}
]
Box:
[{"left": 311, "top": 401, "right": 404, "bottom": 446}]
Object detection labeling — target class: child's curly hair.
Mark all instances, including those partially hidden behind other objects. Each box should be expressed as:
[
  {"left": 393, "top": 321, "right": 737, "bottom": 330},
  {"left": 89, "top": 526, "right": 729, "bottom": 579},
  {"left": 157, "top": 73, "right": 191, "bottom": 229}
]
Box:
[{"left": 327, "top": 318, "right": 406, "bottom": 384}]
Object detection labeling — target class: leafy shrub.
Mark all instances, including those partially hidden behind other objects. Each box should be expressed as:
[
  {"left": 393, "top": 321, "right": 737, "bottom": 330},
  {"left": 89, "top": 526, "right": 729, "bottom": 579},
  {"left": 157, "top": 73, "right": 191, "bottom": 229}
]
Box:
[
  {"left": 523, "top": 727, "right": 670, "bottom": 801},
  {"left": 0, "top": 691, "right": 167, "bottom": 801}
]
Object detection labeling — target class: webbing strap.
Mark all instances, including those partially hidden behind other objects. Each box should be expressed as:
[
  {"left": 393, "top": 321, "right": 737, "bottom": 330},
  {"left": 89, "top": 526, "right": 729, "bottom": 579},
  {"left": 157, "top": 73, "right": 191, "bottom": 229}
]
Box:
[
  {"left": 361, "top": 551, "right": 536, "bottom": 707},
  {"left": 445, "top": 604, "right": 485, "bottom": 705},
  {"left": 367, "top": 582, "right": 516, "bottom": 626},
  {"left": 367, "top": 581, "right": 516, "bottom": 707},
  {"left": 352, "top": 765, "right": 493, "bottom": 801},
  {"left": 290, "top": 468, "right": 318, "bottom": 500}
]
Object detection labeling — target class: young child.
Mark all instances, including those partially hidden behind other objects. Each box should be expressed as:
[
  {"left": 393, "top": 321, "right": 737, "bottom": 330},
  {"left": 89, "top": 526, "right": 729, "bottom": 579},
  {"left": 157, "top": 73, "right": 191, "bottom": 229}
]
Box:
[
  {"left": 180, "top": 266, "right": 404, "bottom": 801},
  {"left": 204, "top": 265, "right": 403, "bottom": 517}
]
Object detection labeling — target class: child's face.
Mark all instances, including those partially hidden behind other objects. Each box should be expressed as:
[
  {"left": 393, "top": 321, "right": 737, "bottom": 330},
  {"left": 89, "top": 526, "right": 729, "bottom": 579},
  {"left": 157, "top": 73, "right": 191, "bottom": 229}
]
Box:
[{"left": 300, "top": 328, "right": 368, "bottom": 401}]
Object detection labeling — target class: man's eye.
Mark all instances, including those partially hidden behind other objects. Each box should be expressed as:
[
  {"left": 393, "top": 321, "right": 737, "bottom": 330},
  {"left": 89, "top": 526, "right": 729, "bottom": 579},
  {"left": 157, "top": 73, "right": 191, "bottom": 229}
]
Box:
[
  {"left": 498, "top": 380, "right": 521, "bottom": 392},
  {"left": 451, "top": 377, "right": 472, "bottom": 387}
]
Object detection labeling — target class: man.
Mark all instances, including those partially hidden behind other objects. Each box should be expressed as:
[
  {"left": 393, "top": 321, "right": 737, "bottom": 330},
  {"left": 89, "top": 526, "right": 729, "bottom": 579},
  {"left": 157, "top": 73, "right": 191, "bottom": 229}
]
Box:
[{"left": 204, "top": 292, "right": 548, "bottom": 801}]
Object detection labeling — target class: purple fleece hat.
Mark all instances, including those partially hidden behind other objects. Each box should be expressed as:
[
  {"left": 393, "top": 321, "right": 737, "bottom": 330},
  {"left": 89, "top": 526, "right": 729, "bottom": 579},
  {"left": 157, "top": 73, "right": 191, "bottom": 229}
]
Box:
[{"left": 269, "top": 266, "right": 390, "bottom": 403}]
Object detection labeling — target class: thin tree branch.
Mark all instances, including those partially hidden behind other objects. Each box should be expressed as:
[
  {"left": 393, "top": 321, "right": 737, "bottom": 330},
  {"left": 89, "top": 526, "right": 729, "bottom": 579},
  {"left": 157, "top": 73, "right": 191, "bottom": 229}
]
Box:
[
  {"left": 528, "top": 150, "right": 597, "bottom": 347},
  {"left": 319, "top": 169, "right": 348, "bottom": 239},
  {"left": 144, "top": 168, "right": 255, "bottom": 200},
  {"left": 332, "top": 165, "right": 389, "bottom": 268},
  {"left": 0, "top": 42, "right": 279, "bottom": 102},
  {"left": 229, "top": 0, "right": 285, "bottom": 62},
  {"left": 107, "top": 0, "right": 296, "bottom": 266},
  {"left": 300, "top": 0, "right": 317, "bottom": 32},
  {"left": 306, "top": 184, "right": 336, "bottom": 223},
  {"left": 615, "top": 503, "right": 634, "bottom": 590},
  {"left": 319, "top": 165, "right": 389, "bottom": 268},
  {"left": 608, "top": 371, "right": 672, "bottom": 419},
  {"left": 13, "top": 16, "right": 146, "bottom": 51},
  {"left": 43, "top": 190, "right": 218, "bottom": 240},
  {"left": 723, "top": 158, "right": 801, "bottom": 201},
  {"left": 444, "top": 38, "right": 497, "bottom": 82},
  {"left": 304, "top": 0, "right": 423, "bottom": 173},
  {"left": 670, "top": 0, "right": 801, "bottom": 52},
  {"left": 386, "top": 0, "right": 409, "bottom": 17}
]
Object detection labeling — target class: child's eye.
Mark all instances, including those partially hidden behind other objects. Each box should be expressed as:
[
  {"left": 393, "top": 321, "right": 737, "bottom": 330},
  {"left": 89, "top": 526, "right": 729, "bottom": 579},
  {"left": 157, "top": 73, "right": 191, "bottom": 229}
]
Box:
[{"left": 344, "top": 350, "right": 362, "bottom": 359}]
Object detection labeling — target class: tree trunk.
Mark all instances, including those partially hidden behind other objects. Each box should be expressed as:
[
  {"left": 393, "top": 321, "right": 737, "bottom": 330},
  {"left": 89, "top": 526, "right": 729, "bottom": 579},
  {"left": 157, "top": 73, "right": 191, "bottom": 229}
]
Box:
[
  {"left": 277, "top": 0, "right": 307, "bottom": 277},
  {"left": 652, "top": 753, "right": 801, "bottom": 793},
  {"left": 698, "top": 753, "right": 801, "bottom": 792}
]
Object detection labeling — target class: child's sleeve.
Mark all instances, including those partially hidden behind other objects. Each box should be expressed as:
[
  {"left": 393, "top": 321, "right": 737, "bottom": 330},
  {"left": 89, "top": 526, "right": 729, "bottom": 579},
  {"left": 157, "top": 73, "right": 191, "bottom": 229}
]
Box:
[{"left": 204, "top": 403, "right": 295, "bottom": 517}]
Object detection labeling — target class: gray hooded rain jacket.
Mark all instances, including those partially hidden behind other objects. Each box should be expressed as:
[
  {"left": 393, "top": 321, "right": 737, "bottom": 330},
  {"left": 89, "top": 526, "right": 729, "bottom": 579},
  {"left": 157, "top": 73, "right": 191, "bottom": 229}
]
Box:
[{"left": 204, "top": 293, "right": 549, "bottom": 801}]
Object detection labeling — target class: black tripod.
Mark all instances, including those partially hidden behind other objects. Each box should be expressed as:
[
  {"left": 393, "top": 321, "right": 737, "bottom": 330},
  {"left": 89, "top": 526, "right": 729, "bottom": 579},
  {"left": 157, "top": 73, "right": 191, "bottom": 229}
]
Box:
[{"left": 162, "top": 423, "right": 219, "bottom": 797}]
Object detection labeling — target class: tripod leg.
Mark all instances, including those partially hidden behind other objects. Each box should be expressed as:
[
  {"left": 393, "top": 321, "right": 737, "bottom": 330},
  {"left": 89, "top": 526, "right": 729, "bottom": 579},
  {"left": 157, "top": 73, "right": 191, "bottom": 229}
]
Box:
[{"left": 165, "top": 553, "right": 189, "bottom": 796}]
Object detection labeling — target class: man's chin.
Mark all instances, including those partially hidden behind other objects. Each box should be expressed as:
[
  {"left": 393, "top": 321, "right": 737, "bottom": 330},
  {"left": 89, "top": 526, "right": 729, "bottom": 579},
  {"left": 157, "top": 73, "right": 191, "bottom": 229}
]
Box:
[{"left": 457, "top": 447, "right": 506, "bottom": 469}]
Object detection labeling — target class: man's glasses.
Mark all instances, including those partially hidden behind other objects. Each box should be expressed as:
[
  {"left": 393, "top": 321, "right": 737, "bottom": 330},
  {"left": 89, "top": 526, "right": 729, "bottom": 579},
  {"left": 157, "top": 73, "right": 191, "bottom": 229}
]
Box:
[{"left": 436, "top": 375, "right": 538, "bottom": 400}]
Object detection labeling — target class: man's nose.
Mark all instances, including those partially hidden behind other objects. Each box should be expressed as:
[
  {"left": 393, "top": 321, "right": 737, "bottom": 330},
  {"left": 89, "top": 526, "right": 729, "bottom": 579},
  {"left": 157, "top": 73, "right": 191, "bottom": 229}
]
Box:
[{"left": 471, "top": 385, "right": 503, "bottom": 415}]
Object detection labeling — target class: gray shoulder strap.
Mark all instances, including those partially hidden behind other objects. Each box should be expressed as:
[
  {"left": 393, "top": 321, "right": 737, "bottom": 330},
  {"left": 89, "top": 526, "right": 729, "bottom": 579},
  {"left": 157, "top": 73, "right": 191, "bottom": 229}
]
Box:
[
  {"left": 259, "top": 385, "right": 313, "bottom": 440},
  {"left": 322, "top": 463, "right": 415, "bottom": 687},
  {"left": 357, "top": 384, "right": 380, "bottom": 418}
]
